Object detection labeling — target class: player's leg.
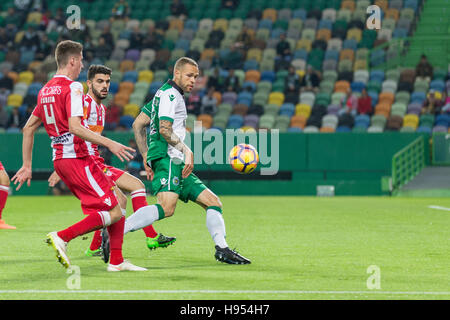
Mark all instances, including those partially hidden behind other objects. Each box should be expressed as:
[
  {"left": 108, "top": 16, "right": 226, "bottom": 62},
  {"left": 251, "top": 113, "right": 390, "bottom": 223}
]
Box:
[
  {"left": 193, "top": 186, "right": 251, "bottom": 265},
  {"left": 86, "top": 187, "right": 127, "bottom": 257},
  {"left": 115, "top": 171, "right": 176, "bottom": 249},
  {"left": 0, "top": 166, "right": 15, "bottom": 229}
]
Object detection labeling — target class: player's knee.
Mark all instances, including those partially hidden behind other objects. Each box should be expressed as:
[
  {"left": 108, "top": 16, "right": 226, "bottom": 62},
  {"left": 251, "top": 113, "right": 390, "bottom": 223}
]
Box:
[
  {"left": 159, "top": 202, "right": 175, "bottom": 217},
  {"left": 109, "top": 206, "right": 123, "bottom": 224}
]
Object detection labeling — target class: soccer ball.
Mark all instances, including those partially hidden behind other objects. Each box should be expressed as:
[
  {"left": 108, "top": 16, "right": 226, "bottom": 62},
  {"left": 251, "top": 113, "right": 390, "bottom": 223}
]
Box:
[{"left": 229, "top": 143, "right": 259, "bottom": 174}]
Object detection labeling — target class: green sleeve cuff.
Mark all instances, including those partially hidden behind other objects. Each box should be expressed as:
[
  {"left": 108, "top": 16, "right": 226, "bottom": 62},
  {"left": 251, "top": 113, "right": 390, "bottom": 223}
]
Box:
[{"left": 160, "top": 116, "right": 174, "bottom": 122}]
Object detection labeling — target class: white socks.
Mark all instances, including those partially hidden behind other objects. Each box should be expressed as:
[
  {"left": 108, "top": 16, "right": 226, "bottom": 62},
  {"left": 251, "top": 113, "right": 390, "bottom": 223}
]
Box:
[
  {"left": 206, "top": 207, "right": 228, "bottom": 249},
  {"left": 124, "top": 204, "right": 165, "bottom": 234}
]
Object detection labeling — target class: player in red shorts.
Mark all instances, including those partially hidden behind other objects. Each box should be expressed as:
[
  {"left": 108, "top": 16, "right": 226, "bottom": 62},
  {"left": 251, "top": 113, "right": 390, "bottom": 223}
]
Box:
[
  {"left": 0, "top": 161, "right": 15, "bottom": 229},
  {"left": 48, "top": 65, "right": 176, "bottom": 259},
  {"left": 12, "top": 40, "right": 146, "bottom": 271}
]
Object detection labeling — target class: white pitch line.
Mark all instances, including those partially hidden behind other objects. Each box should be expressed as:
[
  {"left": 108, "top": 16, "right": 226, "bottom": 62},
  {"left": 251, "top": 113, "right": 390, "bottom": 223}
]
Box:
[
  {"left": 0, "top": 290, "right": 449, "bottom": 295},
  {"left": 428, "top": 205, "right": 450, "bottom": 211}
]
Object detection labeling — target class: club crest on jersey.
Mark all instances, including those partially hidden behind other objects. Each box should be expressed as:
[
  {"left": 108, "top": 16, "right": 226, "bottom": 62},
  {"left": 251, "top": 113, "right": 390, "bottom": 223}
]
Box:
[
  {"left": 104, "top": 197, "right": 112, "bottom": 206},
  {"left": 172, "top": 176, "right": 180, "bottom": 186},
  {"left": 103, "top": 168, "right": 112, "bottom": 177}
]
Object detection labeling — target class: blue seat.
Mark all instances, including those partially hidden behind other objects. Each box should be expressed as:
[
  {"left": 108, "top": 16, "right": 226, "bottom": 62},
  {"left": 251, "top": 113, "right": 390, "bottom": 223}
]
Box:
[
  {"left": 293, "top": 49, "right": 308, "bottom": 61},
  {"left": 435, "top": 114, "right": 450, "bottom": 127},
  {"left": 404, "top": 0, "right": 418, "bottom": 11},
  {"left": 336, "top": 126, "right": 352, "bottom": 132},
  {"left": 258, "top": 19, "right": 273, "bottom": 30},
  {"left": 260, "top": 71, "right": 276, "bottom": 82},
  {"left": 411, "top": 91, "right": 426, "bottom": 104},
  {"left": 184, "top": 19, "right": 198, "bottom": 30},
  {"left": 237, "top": 91, "right": 253, "bottom": 106},
  {"left": 227, "top": 114, "right": 244, "bottom": 128},
  {"left": 175, "top": 39, "right": 190, "bottom": 51},
  {"left": 149, "top": 81, "right": 163, "bottom": 95},
  {"left": 288, "top": 126, "right": 302, "bottom": 132},
  {"left": 242, "top": 81, "right": 256, "bottom": 92},
  {"left": 343, "top": 39, "right": 358, "bottom": 51},
  {"left": 392, "top": 28, "right": 408, "bottom": 38},
  {"left": 279, "top": 103, "right": 295, "bottom": 117},
  {"left": 355, "top": 114, "right": 370, "bottom": 127},
  {"left": 318, "top": 20, "right": 333, "bottom": 30},
  {"left": 430, "top": 80, "right": 445, "bottom": 92},
  {"left": 109, "top": 82, "right": 119, "bottom": 94},
  {"left": 119, "top": 115, "right": 135, "bottom": 129},
  {"left": 27, "top": 82, "right": 43, "bottom": 96},
  {"left": 292, "top": 9, "right": 307, "bottom": 20},
  {"left": 351, "top": 81, "right": 365, "bottom": 93},
  {"left": 271, "top": 28, "right": 285, "bottom": 39},
  {"left": 122, "top": 71, "right": 138, "bottom": 83},
  {"left": 416, "top": 126, "right": 432, "bottom": 134},
  {"left": 77, "top": 70, "right": 88, "bottom": 82},
  {"left": 367, "top": 91, "right": 379, "bottom": 106},
  {"left": 243, "top": 60, "right": 259, "bottom": 71},
  {"left": 370, "top": 70, "right": 385, "bottom": 82},
  {"left": 324, "top": 49, "right": 339, "bottom": 61}
]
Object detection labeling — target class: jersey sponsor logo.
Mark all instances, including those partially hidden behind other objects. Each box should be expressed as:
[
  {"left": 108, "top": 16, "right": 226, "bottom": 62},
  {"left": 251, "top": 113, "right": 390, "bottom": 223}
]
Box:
[
  {"left": 160, "top": 178, "right": 168, "bottom": 186},
  {"left": 41, "top": 86, "right": 62, "bottom": 96},
  {"left": 103, "top": 168, "right": 113, "bottom": 177},
  {"left": 51, "top": 132, "right": 71, "bottom": 144},
  {"left": 104, "top": 197, "right": 112, "bottom": 206},
  {"left": 169, "top": 94, "right": 175, "bottom": 101}
]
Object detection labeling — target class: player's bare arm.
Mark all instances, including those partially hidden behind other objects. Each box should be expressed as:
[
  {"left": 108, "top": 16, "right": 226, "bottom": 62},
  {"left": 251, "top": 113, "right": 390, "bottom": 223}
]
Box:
[
  {"left": 68, "top": 116, "right": 135, "bottom": 162},
  {"left": 159, "top": 119, "right": 194, "bottom": 178},
  {"left": 132, "top": 112, "right": 154, "bottom": 180},
  {"left": 12, "top": 115, "right": 42, "bottom": 190}
]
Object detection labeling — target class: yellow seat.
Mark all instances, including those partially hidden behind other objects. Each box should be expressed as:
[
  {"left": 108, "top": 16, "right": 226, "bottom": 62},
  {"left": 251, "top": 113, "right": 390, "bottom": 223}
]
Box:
[
  {"left": 7, "top": 94, "right": 23, "bottom": 107},
  {"left": 268, "top": 92, "right": 285, "bottom": 106},
  {"left": 138, "top": 70, "right": 154, "bottom": 83},
  {"left": 403, "top": 114, "right": 419, "bottom": 128},
  {"left": 18, "top": 71, "right": 34, "bottom": 85},
  {"left": 295, "top": 103, "right": 311, "bottom": 117},
  {"left": 123, "top": 103, "right": 140, "bottom": 118}
]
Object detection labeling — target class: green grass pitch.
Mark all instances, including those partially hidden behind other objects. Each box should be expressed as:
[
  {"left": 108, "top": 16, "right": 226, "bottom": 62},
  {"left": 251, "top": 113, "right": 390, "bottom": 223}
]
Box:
[{"left": 0, "top": 195, "right": 449, "bottom": 300}]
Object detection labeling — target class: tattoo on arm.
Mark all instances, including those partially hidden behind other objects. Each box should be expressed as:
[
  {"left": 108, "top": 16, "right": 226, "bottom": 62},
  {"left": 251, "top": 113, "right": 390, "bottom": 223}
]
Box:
[
  {"left": 159, "top": 120, "right": 186, "bottom": 153},
  {"left": 133, "top": 113, "right": 150, "bottom": 157}
]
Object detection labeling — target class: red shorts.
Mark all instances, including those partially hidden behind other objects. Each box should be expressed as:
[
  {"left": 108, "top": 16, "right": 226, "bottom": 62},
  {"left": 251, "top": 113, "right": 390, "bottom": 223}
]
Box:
[
  {"left": 0, "top": 161, "right": 4, "bottom": 171},
  {"left": 92, "top": 156, "right": 125, "bottom": 182},
  {"left": 54, "top": 157, "right": 118, "bottom": 215}
]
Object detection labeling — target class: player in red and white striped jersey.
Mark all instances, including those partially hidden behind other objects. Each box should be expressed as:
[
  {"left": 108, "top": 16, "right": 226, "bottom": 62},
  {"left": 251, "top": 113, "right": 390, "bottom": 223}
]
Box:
[
  {"left": 12, "top": 40, "right": 145, "bottom": 272},
  {"left": 48, "top": 65, "right": 176, "bottom": 257},
  {"left": 0, "top": 161, "right": 15, "bottom": 229}
]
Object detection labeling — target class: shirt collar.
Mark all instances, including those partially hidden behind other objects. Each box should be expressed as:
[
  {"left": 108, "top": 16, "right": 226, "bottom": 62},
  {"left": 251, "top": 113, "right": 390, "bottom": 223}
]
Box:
[{"left": 168, "top": 79, "right": 184, "bottom": 95}]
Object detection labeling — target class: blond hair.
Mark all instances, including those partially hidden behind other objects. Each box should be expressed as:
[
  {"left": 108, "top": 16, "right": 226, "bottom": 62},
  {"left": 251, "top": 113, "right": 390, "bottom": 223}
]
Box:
[{"left": 55, "top": 40, "right": 83, "bottom": 68}]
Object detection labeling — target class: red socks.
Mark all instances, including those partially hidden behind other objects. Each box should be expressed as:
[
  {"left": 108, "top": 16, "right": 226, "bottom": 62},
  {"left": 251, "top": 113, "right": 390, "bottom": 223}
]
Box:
[
  {"left": 57, "top": 212, "right": 104, "bottom": 243},
  {"left": 0, "top": 185, "right": 9, "bottom": 220},
  {"left": 131, "top": 189, "right": 158, "bottom": 238},
  {"left": 107, "top": 216, "right": 125, "bottom": 265}
]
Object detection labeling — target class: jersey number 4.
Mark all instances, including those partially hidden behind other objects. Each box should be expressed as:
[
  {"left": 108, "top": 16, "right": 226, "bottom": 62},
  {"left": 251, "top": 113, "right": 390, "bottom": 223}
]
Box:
[{"left": 43, "top": 104, "right": 60, "bottom": 135}]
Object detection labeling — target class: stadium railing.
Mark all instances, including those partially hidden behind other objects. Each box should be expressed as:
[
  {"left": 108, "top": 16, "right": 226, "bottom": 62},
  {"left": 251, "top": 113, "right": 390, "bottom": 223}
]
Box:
[{"left": 391, "top": 135, "right": 425, "bottom": 193}]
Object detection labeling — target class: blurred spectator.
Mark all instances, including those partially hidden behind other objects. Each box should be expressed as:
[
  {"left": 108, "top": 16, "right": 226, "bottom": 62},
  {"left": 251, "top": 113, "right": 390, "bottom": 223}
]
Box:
[
  {"left": 104, "top": 104, "right": 122, "bottom": 131},
  {"left": 275, "top": 33, "right": 292, "bottom": 65},
  {"left": 111, "top": 0, "right": 130, "bottom": 21},
  {"left": 339, "top": 88, "right": 358, "bottom": 116},
  {"left": 207, "top": 68, "right": 224, "bottom": 92},
  {"left": 415, "top": 55, "right": 433, "bottom": 82},
  {"left": 0, "top": 28, "right": 12, "bottom": 52},
  {"left": 94, "top": 36, "right": 112, "bottom": 62},
  {"left": 129, "top": 26, "right": 143, "bottom": 50},
  {"left": 422, "top": 90, "right": 444, "bottom": 115},
  {"left": 235, "top": 26, "right": 253, "bottom": 51},
  {"left": 205, "top": 28, "right": 224, "bottom": 49},
  {"left": 284, "top": 85, "right": 299, "bottom": 104},
  {"left": 223, "top": 44, "right": 243, "bottom": 70},
  {"left": 169, "top": 0, "right": 188, "bottom": 20},
  {"left": 194, "top": 69, "right": 208, "bottom": 91},
  {"left": 441, "top": 91, "right": 450, "bottom": 113},
  {"left": 186, "top": 88, "right": 202, "bottom": 115},
  {"left": 285, "top": 65, "right": 300, "bottom": 93},
  {"left": 0, "top": 105, "right": 8, "bottom": 128},
  {"left": 142, "top": 26, "right": 162, "bottom": 50},
  {"left": 0, "top": 69, "right": 13, "bottom": 92},
  {"left": 222, "top": 0, "right": 239, "bottom": 10},
  {"left": 46, "top": 7, "right": 66, "bottom": 33},
  {"left": 7, "top": 107, "right": 26, "bottom": 129},
  {"left": 357, "top": 88, "right": 372, "bottom": 115},
  {"left": 126, "top": 139, "right": 144, "bottom": 178},
  {"left": 300, "top": 65, "right": 320, "bottom": 93},
  {"left": 71, "top": 18, "right": 90, "bottom": 43},
  {"left": 3, "top": 7, "right": 21, "bottom": 33},
  {"left": 39, "top": 10, "right": 52, "bottom": 32},
  {"left": 100, "top": 25, "right": 115, "bottom": 48},
  {"left": 35, "top": 34, "right": 53, "bottom": 61},
  {"left": 223, "top": 69, "right": 240, "bottom": 92},
  {"left": 201, "top": 87, "right": 218, "bottom": 115},
  {"left": 20, "top": 26, "right": 40, "bottom": 52}
]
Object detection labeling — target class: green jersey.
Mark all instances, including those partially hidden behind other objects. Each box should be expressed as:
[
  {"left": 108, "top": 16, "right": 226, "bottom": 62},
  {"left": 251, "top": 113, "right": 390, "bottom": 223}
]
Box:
[{"left": 141, "top": 80, "right": 187, "bottom": 163}]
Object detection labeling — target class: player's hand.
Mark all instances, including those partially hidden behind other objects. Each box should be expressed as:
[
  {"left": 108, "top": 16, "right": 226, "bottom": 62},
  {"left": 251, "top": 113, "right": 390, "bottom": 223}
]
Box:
[
  {"left": 48, "top": 171, "right": 61, "bottom": 187},
  {"left": 108, "top": 141, "right": 136, "bottom": 162},
  {"left": 143, "top": 161, "right": 154, "bottom": 181},
  {"left": 182, "top": 148, "right": 194, "bottom": 179},
  {"left": 11, "top": 166, "right": 32, "bottom": 191}
]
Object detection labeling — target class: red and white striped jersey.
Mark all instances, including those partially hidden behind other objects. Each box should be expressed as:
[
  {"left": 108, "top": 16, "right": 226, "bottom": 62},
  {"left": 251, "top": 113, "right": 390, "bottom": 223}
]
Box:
[
  {"left": 83, "top": 94, "right": 106, "bottom": 158},
  {"left": 32, "top": 75, "right": 89, "bottom": 160}
]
